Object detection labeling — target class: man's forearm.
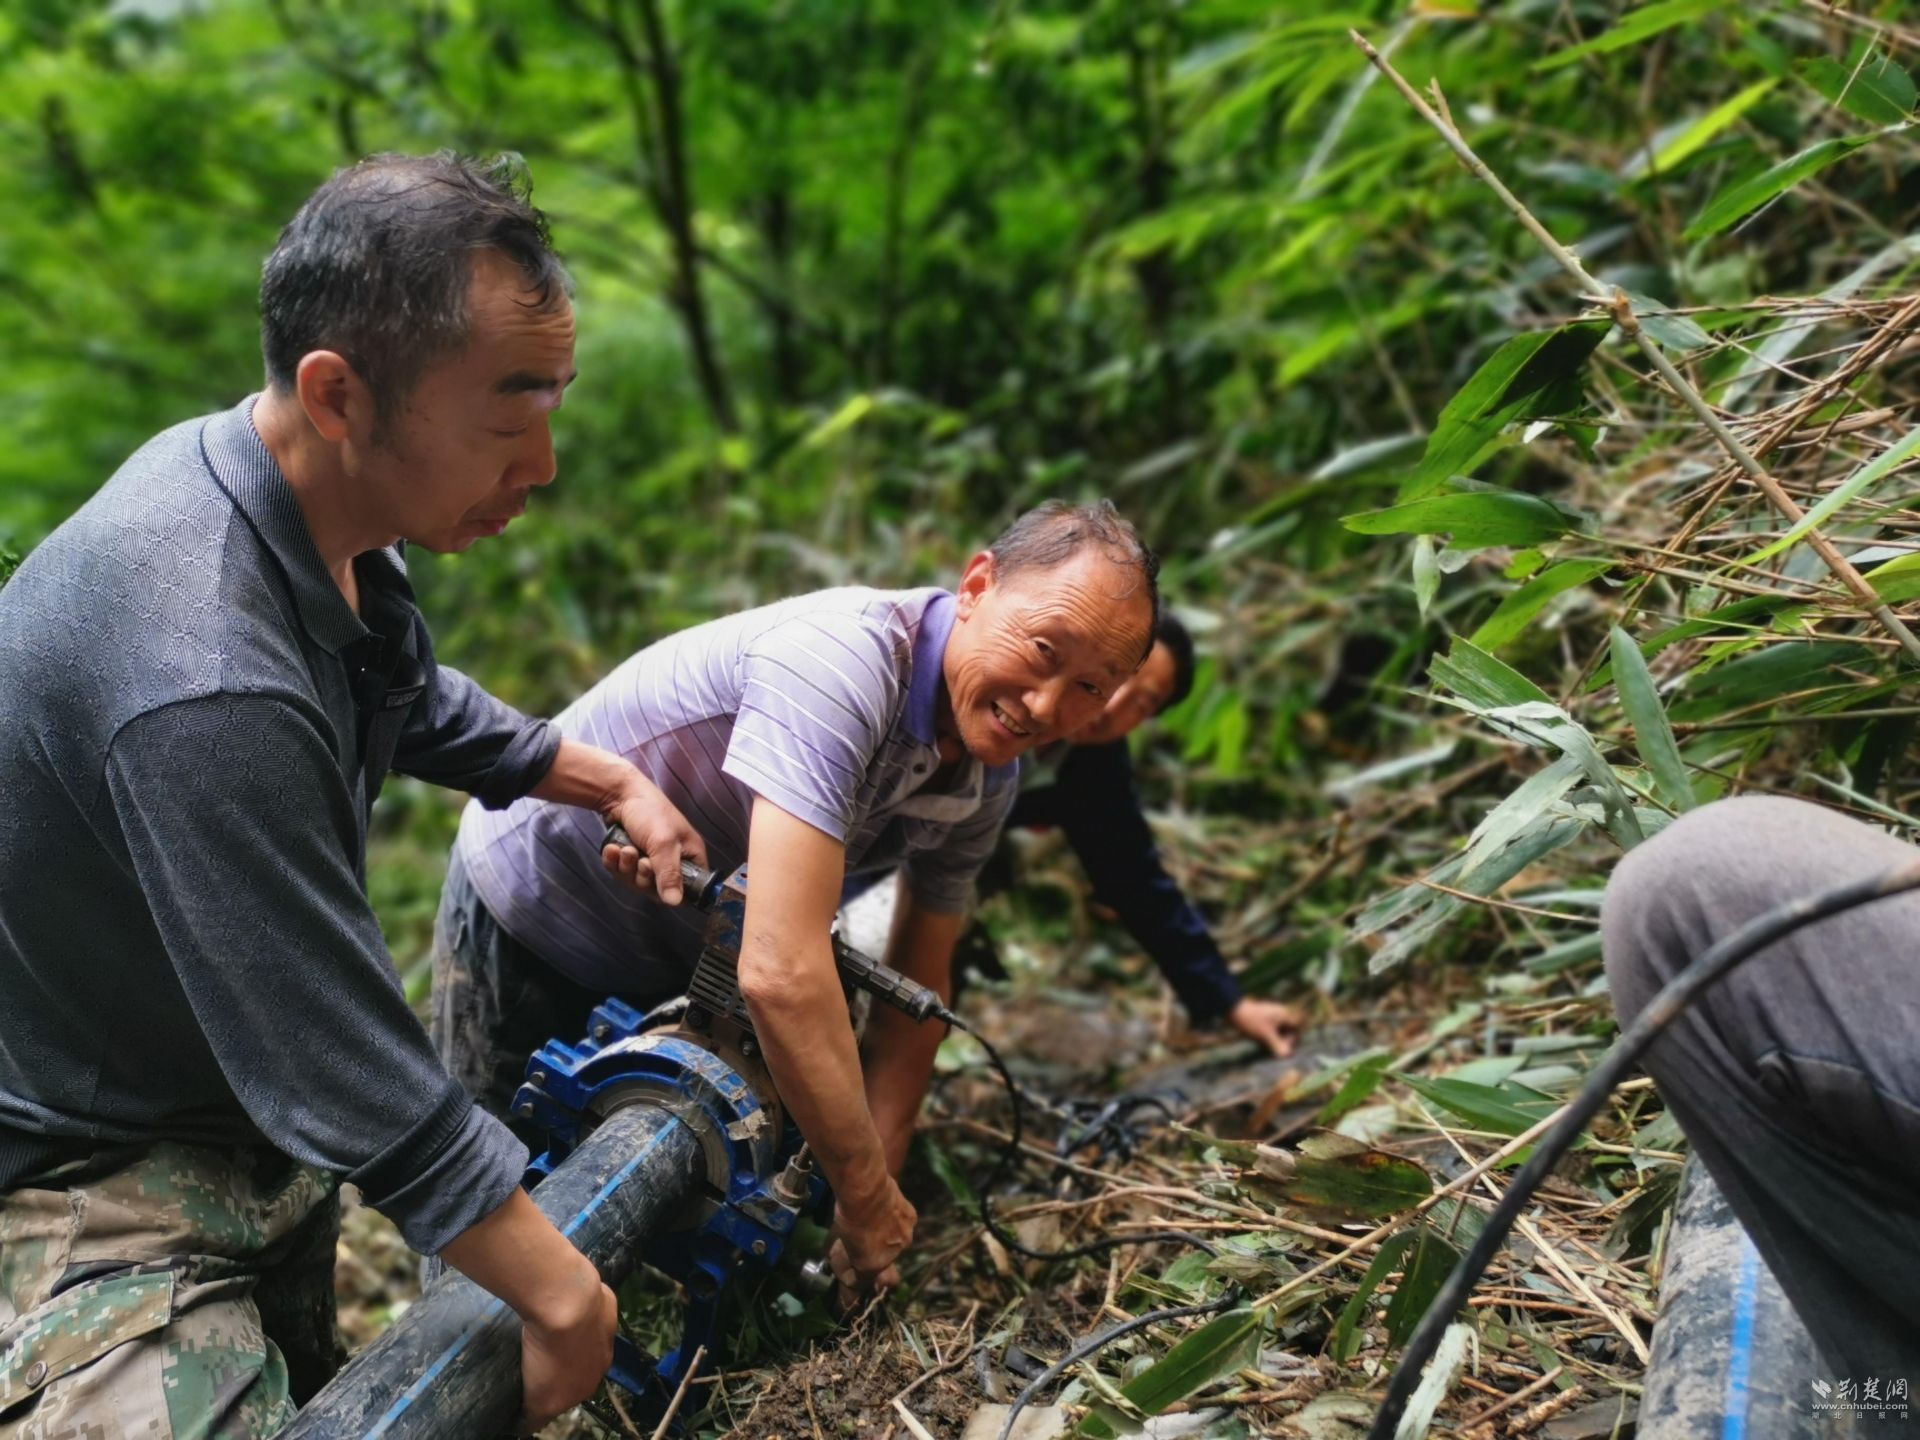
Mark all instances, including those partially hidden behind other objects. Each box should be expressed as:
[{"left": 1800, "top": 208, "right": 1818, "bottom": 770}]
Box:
[
  {"left": 532, "top": 737, "right": 706, "bottom": 903},
  {"left": 439, "top": 1186, "right": 603, "bottom": 1329},
  {"left": 529, "top": 737, "right": 643, "bottom": 815},
  {"left": 865, "top": 883, "right": 966, "bottom": 1175},
  {"left": 864, "top": 1007, "right": 944, "bottom": 1177},
  {"left": 742, "top": 935, "right": 894, "bottom": 1211}
]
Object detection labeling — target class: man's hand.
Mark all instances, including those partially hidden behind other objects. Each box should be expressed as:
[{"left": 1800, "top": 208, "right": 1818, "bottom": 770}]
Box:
[
  {"left": 825, "top": 1175, "right": 917, "bottom": 1310},
  {"left": 598, "top": 780, "right": 708, "bottom": 906},
  {"left": 518, "top": 1254, "right": 619, "bottom": 1432},
  {"left": 1228, "top": 996, "right": 1302, "bottom": 1057},
  {"left": 526, "top": 737, "right": 707, "bottom": 904}
]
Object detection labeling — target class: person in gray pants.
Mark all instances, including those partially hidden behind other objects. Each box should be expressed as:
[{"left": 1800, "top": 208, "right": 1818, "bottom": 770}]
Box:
[{"left": 1602, "top": 795, "right": 1920, "bottom": 1376}]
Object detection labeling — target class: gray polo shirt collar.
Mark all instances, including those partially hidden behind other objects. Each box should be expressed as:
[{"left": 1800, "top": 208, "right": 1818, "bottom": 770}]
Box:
[{"left": 200, "top": 394, "right": 373, "bottom": 657}]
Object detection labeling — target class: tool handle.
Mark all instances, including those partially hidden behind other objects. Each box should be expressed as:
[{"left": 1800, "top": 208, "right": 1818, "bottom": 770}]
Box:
[
  {"left": 605, "top": 822, "right": 944, "bottom": 1022},
  {"left": 602, "top": 822, "right": 718, "bottom": 907},
  {"left": 832, "top": 934, "right": 947, "bottom": 1023}
]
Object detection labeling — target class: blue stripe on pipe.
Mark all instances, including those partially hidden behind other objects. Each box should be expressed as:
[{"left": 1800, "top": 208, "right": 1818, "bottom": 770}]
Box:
[
  {"left": 362, "top": 1117, "right": 687, "bottom": 1437},
  {"left": 1720, "top": 1234, "right": 1761, "bottom": 1440}
]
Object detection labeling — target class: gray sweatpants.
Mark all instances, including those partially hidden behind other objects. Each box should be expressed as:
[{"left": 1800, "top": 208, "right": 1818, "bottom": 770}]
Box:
[{"left": 1603, "top": 796, "right": 1920, "bottom": 1375}]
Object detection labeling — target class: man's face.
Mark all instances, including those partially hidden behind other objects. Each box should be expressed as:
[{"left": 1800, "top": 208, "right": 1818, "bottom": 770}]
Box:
[
  {"left": 368, "top": 250, "right": 577, "bottom": 553},
  {"left": 941, "top": 548, "right": 1155, "bottom": 768},
  {"left": 1069, "top": 638, "right": 1178, "bottom": 747}
]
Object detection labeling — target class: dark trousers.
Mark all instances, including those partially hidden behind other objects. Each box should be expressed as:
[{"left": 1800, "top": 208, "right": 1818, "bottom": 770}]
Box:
[
  {"left": 1602, "top": 796, "right": 1920, "bottom": 1375},
  {"left": 428, "top": 851, "right": 633, "bottom": 1154}
]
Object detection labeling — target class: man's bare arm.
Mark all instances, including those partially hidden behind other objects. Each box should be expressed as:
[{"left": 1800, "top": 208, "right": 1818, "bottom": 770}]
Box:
[
  {"left": 734, "top": 798, "right": 916, "bottom": 1297},
  {"left": 863, "top": 875, "right": 967, "bottom": 1177},
  {"left": 438, "top": 1188, "right": 617, "bottom": 1431}
]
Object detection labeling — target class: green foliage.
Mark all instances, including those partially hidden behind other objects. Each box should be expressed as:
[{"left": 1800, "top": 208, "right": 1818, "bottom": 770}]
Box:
[
  {"left": 1534, "top": 0, "right": 1732, "bottom": 73},
  {"left": 1273, "top": 1135, "right": 1433, "bottom": 1219},
  {"left": 1685, "top": 134, "right": 1878, "bottom": 239},
  {"left": 1797, "top": 47, "right": 1917, "bottom": 127},
  {"left": 1395, "top": 326, "right": 1609, "bottom": 501},
  {"left": 1075, "top": 1306, "right": 1266, "bottom": 1438},
  {"left": 1608, "top": 626, "right": 1694, "bottom": 814},
  {"left": 6, "top": 0, "right": 1918, "bottom": 1071},
  {"left": 1343, "top": 489, "right": 1588, "bottom": 550}
]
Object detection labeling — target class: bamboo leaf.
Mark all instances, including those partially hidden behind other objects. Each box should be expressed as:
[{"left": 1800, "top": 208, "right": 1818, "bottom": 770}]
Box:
[
  {"left": 1684, "top": 135, "right": 1878, "bottom": 240},
  {"left": 1331, "top": 1231, "right": 1415, "bottom": 1363},
  {"left": 1316, "top": 1054, "right": 1392, "bottom": 1127},
  {"left": 1868, "top": 551, "right": 1920, "bottom": 603},
  {"left": 1628, "top": 78, "right": 1778, "bottom": 177},
  {"left": 1075, "top": 1308, "right": 1267, "bottom": 1437},
  {"left": 1398, "top": 325, "right": 1609, "bottom": 498},
  {"left": 1384, "top": 1226, "right": 1462, "bottom": 1349},
  {"left": 1342, "top": 490, "right": 1587, "bottom": 549},
  {"left": 1798, "top": 52, "right": 1916, "bottom": 127},
  {"left": 1536, "top": 0, "right": 1730, "bottom": 71},
  {"left": 1427, "top": 638, "right": 1553, "bottom": 710},
  {"left": 1482, "top": 700, "right": 1645, "bottom": 846},
  {"left": 798, "top": 392, "right": 876, "bottom": 448},
  {"left": 1402, "top": 1075, "right": 1565, "bottom": 1139},
  {"left": 1618, "top": 290, "right": 1712, "bottom": 354},
  {"left": 1412, "top": 535, "right": 1440, "bottom": 619},
  {"left": 1744, "top": 425, "right": 1920, "bottom": 563},
  {"left": 1271, "top": 1140, "right": 1433, "bottom": 1219},
  {"left": 1609, "top": 625, "right": 1694, "bottom": 812},
  {"left": 1469, "top": 559, "right": 1613, "bottom": 651},
  {"left": 1458, "top": 755, "right": 1584, "bottom": 880}
]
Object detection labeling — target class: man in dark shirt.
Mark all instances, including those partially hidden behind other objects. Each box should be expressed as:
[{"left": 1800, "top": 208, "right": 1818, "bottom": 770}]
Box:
[
  {"left": 1008, "top": 613, "right": 1301, "bottom": 1055},
  {"left": 0, "top": 154, "right": 702, "bottom": 1436}
]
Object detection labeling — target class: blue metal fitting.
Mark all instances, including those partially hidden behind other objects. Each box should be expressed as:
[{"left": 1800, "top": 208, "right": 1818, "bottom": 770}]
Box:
[{"left": 515, "top": 997, "right": 822, "bottom": 1406}]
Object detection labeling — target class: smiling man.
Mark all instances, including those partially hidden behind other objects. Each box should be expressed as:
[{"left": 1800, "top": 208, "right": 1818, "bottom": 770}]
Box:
[
  {"left": 0, "top": 154, "right": 704, "bottom": 1437},
  {"left": 1004, "top": 611, "right": 1302, "bottom": 1055},
  {"left": 436, "top": 501, "right": 1158, "bottom": 1303}
]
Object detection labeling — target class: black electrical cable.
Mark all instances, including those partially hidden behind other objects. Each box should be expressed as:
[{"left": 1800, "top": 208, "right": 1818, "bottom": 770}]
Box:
[
  {"left": 1368, "top": 857, "right": 1920, "bottom": 1440},
  {"left": 941, "top": 1010, "right": 1221, "bottom": 1264}
]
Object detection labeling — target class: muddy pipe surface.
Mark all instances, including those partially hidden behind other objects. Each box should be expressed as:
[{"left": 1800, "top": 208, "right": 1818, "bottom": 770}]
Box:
[
  {"left": 1641, "top": 1158, "right": 1862, "bottom": 1440},
  {"left": 283, "top": 1102, "right": 704, "bottom": 1439}
]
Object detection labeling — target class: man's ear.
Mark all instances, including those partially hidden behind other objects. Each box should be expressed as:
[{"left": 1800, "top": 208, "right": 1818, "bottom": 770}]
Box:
[
  {"left": 294, "top": 351, "right": 372, "bottom": 444},
  {"left": 954, "top": 550, "right": 996, "bottom": 619}
]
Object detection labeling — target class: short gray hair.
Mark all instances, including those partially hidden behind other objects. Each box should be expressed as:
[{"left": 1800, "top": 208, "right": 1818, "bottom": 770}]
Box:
[
  {"left": 260, "top": 151, "right": 571, "bottom": 430},
  {"left": 987, "top": 500, "right": 1160, "bottom": 658}
]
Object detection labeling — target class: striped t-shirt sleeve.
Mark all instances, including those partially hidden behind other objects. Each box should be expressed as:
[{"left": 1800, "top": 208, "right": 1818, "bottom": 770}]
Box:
[{"left": 721, "top": 610, "right": 904, "bottom": 843}]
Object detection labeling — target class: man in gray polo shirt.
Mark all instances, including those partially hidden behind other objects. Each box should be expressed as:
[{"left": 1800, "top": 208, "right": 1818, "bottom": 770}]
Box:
[
  {"left": 437, "top": 502, "right": 1159, "bottom": 1302},
  {"left": 0, "top": 154, "right": 703, "bottom": 1435}
]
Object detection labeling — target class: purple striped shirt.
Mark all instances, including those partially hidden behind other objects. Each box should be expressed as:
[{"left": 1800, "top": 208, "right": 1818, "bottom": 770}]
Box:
[{"left": 456, "top": 587, "right": 1017, "bottom": 993}]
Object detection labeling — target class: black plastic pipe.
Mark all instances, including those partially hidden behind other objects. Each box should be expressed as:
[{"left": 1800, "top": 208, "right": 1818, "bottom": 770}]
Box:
[
  {"left": 1640, "top": 1160, "right": 1831, "bottom": 1440},
  {"left": 285, "top": 1101, "right": 705, "bottom": 1439}
]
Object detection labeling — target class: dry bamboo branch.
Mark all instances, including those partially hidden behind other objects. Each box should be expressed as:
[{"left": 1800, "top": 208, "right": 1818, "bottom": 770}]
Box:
[{"left": 1348, "top": 28, "right": 1920, "bottom": 669}]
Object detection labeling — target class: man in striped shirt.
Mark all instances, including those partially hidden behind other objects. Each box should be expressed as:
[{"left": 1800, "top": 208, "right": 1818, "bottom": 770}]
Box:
[{"left": 435, "top": 501, "right": 1159, "bottom": 1301}]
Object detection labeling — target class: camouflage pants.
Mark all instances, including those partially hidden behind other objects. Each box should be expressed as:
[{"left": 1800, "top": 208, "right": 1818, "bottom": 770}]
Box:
[{"left": 0, "top": 1143, "right": 341, "bottom": 1439}]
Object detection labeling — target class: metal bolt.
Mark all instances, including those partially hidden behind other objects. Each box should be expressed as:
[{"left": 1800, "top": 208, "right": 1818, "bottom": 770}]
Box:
[
  {"left": 752, "top": 1239, "right": 767, "bottom": 1256},
  {"left": 514, "top": 1098, "right": 535, "bottom": 1117},
  {"left": 529, "top": 1070, "right": 548, "bottom": 1086},
  {"left": 592, "top": 1023, "right": 611, "bottom": 1041},
  {"left": 25, "top": 1360, "right": 47, "bottom": 1388}
]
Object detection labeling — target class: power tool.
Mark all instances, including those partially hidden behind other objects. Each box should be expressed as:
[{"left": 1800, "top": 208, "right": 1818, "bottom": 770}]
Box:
[{"left": 286, "top": 848, "right": 953, "bottom": 1438}]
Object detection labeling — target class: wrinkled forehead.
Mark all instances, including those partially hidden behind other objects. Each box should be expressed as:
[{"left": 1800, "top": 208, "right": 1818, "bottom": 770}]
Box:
[{"left": 1001, "top": 556, "right": 1154, "bottom": 676}]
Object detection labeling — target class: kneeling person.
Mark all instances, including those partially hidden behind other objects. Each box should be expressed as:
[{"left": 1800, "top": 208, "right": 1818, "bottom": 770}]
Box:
[
  {"left": 1010, "top": 611, "right": 1301, "bottom": 1055},
  {"left": 436, "top": 502, "right": 1159, "bottom": 1300}
]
